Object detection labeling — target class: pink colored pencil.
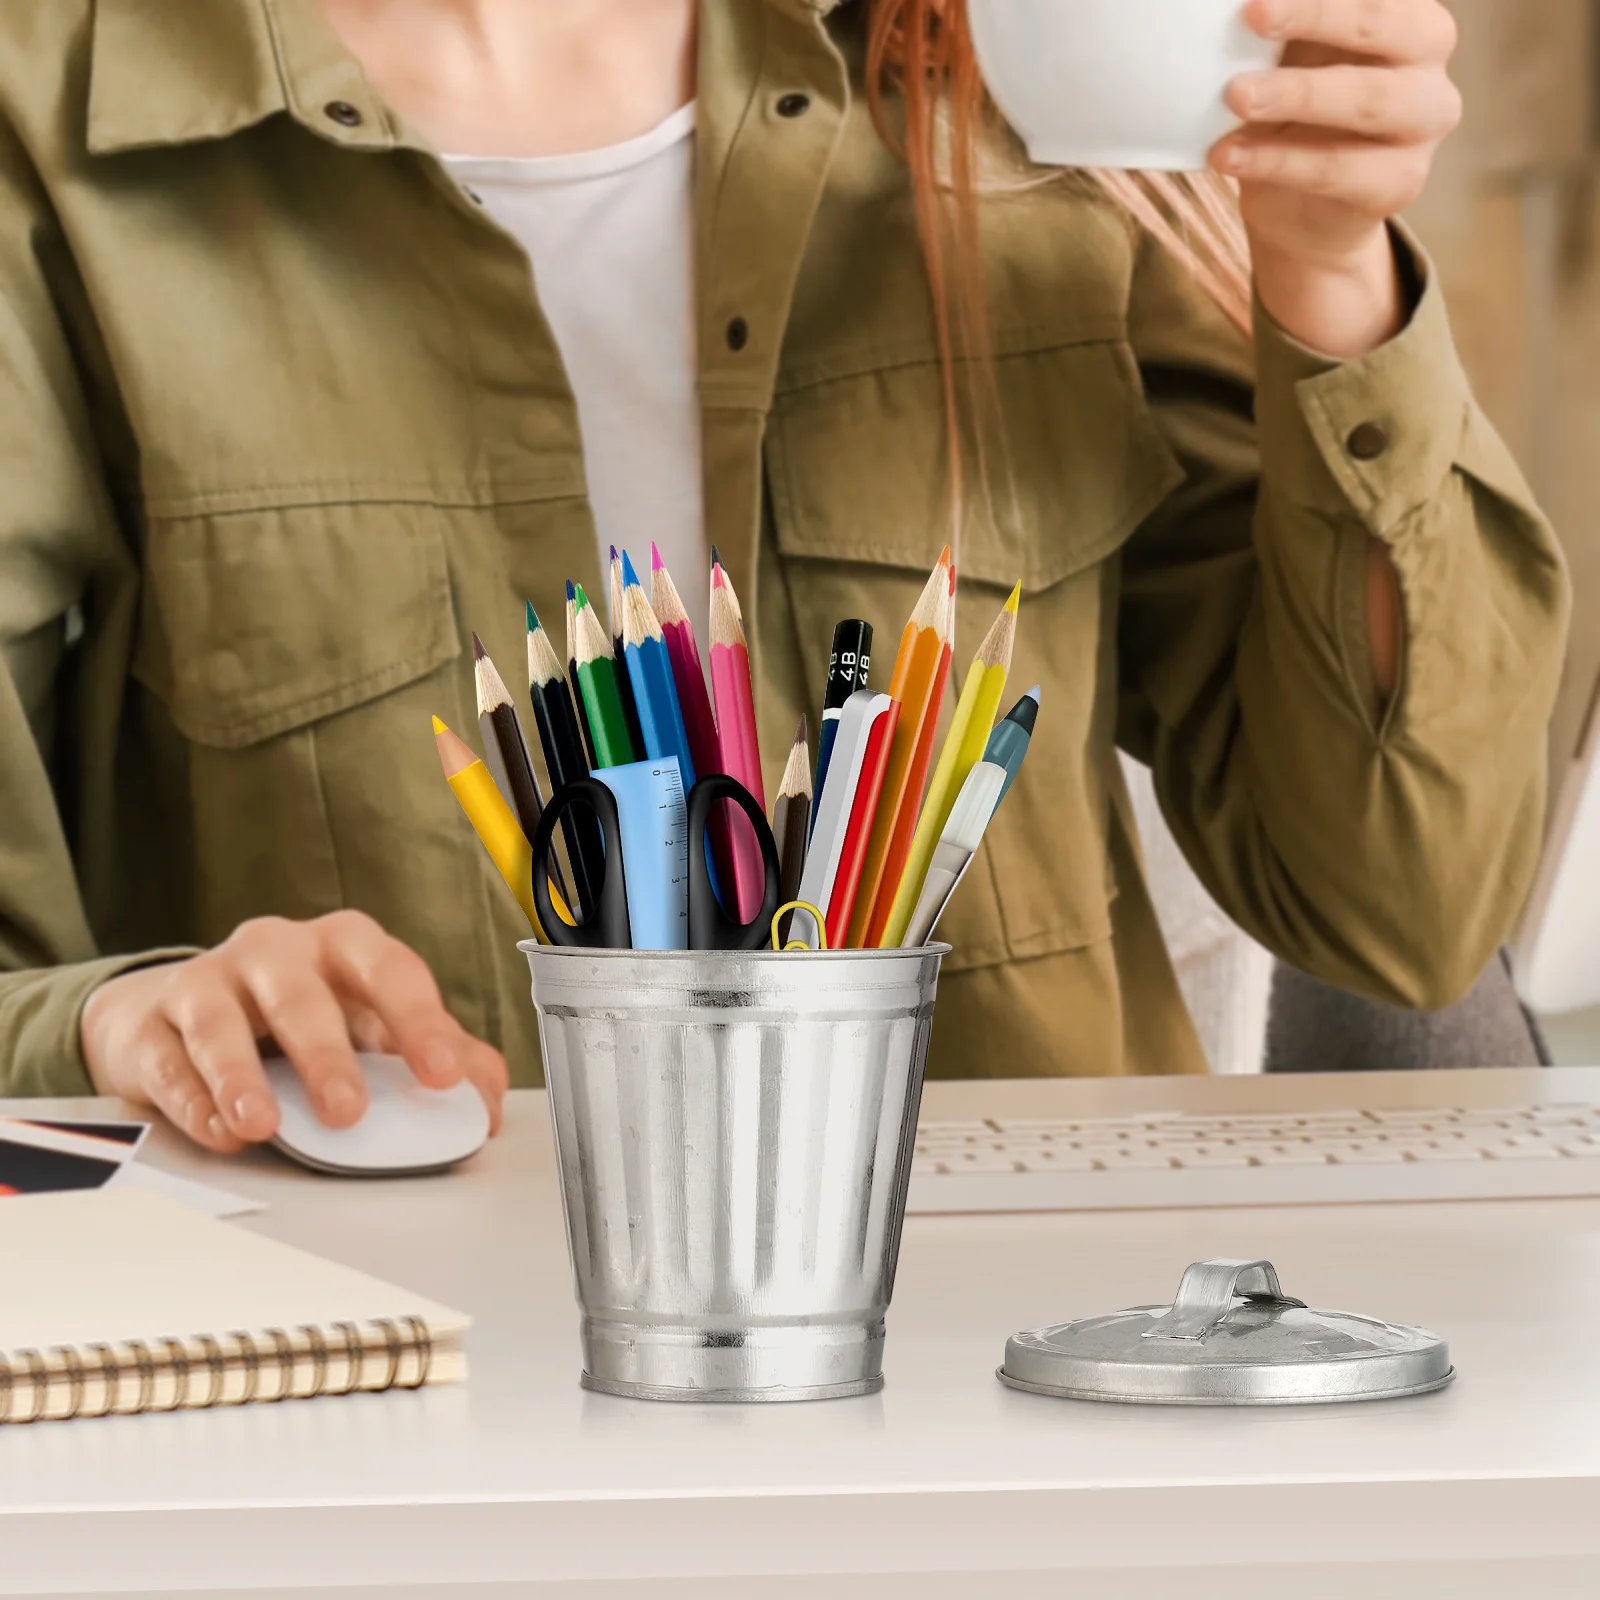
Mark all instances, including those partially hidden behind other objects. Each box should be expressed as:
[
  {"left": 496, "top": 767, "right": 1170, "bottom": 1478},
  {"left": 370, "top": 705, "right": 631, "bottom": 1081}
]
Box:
[{"left": 710, "top": 560, "right": 767, "bottom": 921}]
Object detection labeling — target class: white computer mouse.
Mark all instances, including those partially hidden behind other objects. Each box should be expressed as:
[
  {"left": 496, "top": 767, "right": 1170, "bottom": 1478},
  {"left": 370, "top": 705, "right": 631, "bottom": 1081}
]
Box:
[{"left": 265, "top": 1054, "right": 490, "bottom": 1177}]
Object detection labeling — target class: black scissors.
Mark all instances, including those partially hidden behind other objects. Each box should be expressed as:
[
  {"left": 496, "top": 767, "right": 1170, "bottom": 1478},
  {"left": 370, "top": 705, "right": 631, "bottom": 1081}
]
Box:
[{"left": 530, "top": 774, "right": 781, "bottom": 951}]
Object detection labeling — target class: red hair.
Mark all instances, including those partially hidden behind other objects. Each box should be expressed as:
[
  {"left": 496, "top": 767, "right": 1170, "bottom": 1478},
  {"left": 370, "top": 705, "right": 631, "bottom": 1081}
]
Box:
[{"left": 864, "top": 0, "right": 1254, "bottom": 507}]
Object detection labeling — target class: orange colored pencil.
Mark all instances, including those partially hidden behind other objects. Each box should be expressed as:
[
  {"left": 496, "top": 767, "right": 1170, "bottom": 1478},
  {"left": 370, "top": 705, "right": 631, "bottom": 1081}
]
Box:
[
  {"left": 846, "top": 548, "right": 954, "bottom": 946},
  {"left": 863, "top": 567, "right": 957, "bottom": 947}
]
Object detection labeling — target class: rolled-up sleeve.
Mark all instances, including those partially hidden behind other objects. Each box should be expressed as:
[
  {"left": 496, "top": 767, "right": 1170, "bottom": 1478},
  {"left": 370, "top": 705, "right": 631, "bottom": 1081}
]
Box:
[{"left": 1118, "top": 224, "right": 1572, "bottom": 1010}]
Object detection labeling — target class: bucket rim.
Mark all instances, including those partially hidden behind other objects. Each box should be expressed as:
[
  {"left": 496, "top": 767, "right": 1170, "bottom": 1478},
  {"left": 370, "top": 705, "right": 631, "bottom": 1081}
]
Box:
[{"left": 517, "top": 941, "right": 951, "bottom": 963}]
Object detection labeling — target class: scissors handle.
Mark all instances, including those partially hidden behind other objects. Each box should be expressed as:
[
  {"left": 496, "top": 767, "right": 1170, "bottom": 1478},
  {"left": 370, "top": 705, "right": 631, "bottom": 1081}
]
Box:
[
  {"left": 530, "top": 780, "right": 631, "bottom": 949},
  {"left": 687, "top": 776, "right": 781, "bottom": 951}
]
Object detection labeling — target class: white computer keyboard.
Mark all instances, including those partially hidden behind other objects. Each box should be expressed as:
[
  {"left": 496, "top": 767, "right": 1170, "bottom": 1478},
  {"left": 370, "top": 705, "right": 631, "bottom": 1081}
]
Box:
[{"left": 906, "top": 1102, "right": 1600, "bottom": 1213}]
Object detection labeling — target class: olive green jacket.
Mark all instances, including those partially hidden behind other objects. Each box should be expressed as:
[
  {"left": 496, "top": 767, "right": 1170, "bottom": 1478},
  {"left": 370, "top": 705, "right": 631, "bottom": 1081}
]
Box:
[{"left": 0, "top": 0, "right": 1571, "bottom": 1096}]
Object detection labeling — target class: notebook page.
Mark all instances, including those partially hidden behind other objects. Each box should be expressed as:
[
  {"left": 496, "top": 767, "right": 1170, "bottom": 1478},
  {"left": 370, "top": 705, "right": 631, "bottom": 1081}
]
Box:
[{"left": 0, "top": 1187, "right": 468, "bottom": 1352}]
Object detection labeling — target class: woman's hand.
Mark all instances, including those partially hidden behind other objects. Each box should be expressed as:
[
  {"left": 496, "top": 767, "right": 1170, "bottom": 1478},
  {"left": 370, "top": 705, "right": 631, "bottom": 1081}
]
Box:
[
  {"left": 80, "top": 912, "right": 508, "bottom": 1154},
  {"left": 1213, "top": 0, "right": 1462, "bottom": 357}
]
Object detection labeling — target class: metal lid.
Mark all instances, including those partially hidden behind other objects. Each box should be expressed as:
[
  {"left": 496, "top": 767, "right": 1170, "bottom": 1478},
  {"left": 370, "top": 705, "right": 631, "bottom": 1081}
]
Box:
[{"left": 999, "top": 1259, "right": 1454, "bottom": 1406}]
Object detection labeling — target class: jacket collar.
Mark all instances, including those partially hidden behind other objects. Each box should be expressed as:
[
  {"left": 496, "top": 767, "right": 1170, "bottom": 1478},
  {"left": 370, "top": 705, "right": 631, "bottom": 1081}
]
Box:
[
  {"left": 85, "top": 0, "right": 846, "bottom": 156},
  {"left": 89, "top": 0, "right": 413, "bottom": 155}
]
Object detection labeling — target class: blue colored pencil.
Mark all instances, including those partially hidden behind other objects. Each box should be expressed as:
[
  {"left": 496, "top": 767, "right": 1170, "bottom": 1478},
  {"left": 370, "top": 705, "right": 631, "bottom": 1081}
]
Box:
[{"left": 619, "top": 551, "right": 697, "bottom": 791}]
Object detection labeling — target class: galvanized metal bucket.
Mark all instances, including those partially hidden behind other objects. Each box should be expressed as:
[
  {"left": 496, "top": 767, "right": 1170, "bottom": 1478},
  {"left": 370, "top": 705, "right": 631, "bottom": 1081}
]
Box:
[{"left": 520, "top": 943, "right": 946, "bottom": 1403}]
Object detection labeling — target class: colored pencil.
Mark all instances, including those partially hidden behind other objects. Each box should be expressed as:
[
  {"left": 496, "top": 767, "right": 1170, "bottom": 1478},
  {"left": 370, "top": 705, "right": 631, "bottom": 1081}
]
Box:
[
  {"left": 650, "top": 543, "right": 720, "bottom": 790},
  {"left": 526, "top": 600, "right": 607, "bottom": 918},
  {"left": 609, "top": 546, "right": 647, "bottom": 756},
  {"left": 812, "top": 619, "right": 874, "bottom": 831},
  {"left": 878, "top": 583, "right": 1020, "bottom": 949},
  {"left": 710, "top": 545, "right": 741, "bottom": 625},
  {"left": 652, "top": 542, "right": 736, "bottom": 902},
  {"left": 985, "top": 686, "right": 1040, "bottom": 807},
  {"left": 825, "top": 696, "right": 900, "bottom": 950},
  {"left": 620, "top": 551, "right": 696, "bottom": 788},
  {"left": 709, "top": 565, "right": 767, "bottom": 921},
  {"left": 792, "top": 689, "right": 891, "bottom": 949},
  {"left": 433, "top": 715, "right": 571, "bottom": 937},
  {"left": 473, "top": 634, "right": 568, "bottom": 909},
  {"left": 572, "top": 583, "right": 639, "bottom": 768},
  {"left": 847, "top": 549, "right": 953, "bottom": 947},
  {"left": 772, "top": 715, "right": 812, "bottom": 942},
  {"left": 865, "top": 571, "right": 956, "bottom": 947},
  {"left": 565, "top": 581, "right": 598, "bottom": 772}
]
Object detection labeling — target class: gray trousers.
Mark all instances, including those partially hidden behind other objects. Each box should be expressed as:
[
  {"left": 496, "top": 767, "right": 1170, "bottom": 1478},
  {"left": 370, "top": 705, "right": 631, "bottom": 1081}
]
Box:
[{"left": 1263, "top": 952, "right": 1549, "bottom": 1073}]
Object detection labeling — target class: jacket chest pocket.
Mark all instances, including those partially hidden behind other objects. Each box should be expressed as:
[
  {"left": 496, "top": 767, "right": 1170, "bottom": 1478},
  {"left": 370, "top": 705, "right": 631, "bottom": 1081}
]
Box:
[
  {"left": 127, "top": 500, "right": 480, "bottom": 973},
  {"left": 764, "top": 338, "right": 1183, "bottom": 973}
]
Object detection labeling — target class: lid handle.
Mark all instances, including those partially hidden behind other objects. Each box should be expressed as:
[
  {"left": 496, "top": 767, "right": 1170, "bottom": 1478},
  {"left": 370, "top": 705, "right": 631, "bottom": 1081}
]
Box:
[{"left": 1141, "top": 1258, "right": 1307, "bottom": 1343}]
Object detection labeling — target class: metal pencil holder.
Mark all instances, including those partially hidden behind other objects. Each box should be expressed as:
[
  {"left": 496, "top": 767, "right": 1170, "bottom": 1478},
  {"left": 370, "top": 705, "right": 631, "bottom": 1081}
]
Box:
[{"left": 520, "top": 943, "right": 946, "bottom": 1402}]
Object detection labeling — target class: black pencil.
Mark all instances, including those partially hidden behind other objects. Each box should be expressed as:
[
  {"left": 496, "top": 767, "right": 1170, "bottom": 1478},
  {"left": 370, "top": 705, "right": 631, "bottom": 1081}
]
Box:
[
  {"left": 565, "top": 581, "right": 598, "bottom": 772},
  {"left": 473, "top": 633, "right": 568, "bottom": 907},
  {"left": 526, "top": 600, "right": 606, "bottom": 919},
  {"left": 772, "top": 715, "right": 812, "bottom": 945}
]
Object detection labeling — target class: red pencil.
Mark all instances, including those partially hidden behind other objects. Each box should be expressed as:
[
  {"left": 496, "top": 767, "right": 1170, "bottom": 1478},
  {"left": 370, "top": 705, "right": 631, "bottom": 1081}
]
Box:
[
  {"left": 651, "top": 544, "right": 720, "bottom": 782},
  {"left": 710, "top": 560, "right": 767, "bottom": 920},
  {"left": 653, "top": 542, "right": 736, "bottom": 895},
  {"left": 825, "top": 698, "right": 900, "bottom": 950}
]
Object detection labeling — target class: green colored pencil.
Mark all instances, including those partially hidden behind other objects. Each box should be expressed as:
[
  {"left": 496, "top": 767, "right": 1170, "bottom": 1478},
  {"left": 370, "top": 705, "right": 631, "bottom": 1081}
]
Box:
[{"left": 572, "top": 582, "right": 639, "bottom": 768}]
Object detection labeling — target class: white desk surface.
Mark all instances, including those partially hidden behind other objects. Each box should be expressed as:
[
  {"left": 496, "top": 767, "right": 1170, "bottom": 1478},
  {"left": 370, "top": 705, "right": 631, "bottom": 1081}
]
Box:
[{"left": 5, "top": 1067, "right": 1600, "bottom": 1600}]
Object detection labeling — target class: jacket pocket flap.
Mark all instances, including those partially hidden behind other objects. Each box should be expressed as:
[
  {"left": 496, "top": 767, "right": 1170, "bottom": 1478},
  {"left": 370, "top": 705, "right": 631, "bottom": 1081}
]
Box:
[
  {"left": 766, "top": 340, "right": 1184, "bottom": 592},
  {"left": 132, "top": 502, "right": 460, "bottom": 749}
]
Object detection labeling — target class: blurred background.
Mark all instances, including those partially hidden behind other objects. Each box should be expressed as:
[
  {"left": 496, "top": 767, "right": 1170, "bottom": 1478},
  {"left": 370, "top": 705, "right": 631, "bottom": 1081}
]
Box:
[{"left": 1135, "top": 0, "right": 1600, "bottom": 1074}]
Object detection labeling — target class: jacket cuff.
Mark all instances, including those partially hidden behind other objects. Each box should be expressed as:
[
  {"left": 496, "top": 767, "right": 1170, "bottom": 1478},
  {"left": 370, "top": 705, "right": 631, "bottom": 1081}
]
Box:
[
  {"left": 0, "top": 950, "right": 200, "bottom": 1098},
  {"left": 1251, "top": 224, "right": 1472, "bottom": 537}
]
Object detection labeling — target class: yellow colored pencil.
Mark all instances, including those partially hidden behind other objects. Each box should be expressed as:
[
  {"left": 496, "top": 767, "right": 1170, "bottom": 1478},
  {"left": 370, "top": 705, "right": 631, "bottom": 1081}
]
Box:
[
  {"left": 433, "top": 716, "right": 571, "bottom": 939},
  {"left": 877, "top": 584, "right": 1020, "bottom": 948}
]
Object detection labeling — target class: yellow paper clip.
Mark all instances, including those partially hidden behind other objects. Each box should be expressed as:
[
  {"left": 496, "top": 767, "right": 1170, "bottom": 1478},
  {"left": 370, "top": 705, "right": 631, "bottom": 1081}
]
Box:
[{"left": 771, "top": 901, "right": 828, "bottom": 953}]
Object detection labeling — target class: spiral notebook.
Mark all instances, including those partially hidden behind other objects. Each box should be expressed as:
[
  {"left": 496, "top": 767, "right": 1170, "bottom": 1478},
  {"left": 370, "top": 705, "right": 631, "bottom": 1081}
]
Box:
[{"left": 0, "top": 1187, "right": 469, "bottom": 1425}]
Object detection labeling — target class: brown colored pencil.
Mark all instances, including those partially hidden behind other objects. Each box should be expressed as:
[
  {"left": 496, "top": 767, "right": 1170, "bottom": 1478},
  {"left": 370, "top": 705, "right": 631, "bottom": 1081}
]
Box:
[
  {"left": 772, "top": 715, "right": 812, "bottom": 944},
  {"left": 473, "top": 634, "right": 568, "bottom": 908}
]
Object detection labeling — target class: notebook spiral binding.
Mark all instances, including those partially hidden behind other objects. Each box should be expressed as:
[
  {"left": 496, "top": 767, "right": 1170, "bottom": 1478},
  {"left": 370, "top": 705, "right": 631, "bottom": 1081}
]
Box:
[{"left": 0, "top": 1315, "right": 432, "bottom": 1425}]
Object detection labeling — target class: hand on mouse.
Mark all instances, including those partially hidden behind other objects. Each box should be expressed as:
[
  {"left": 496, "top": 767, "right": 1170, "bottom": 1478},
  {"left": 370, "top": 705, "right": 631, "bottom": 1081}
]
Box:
[{"left": 80, "top": 911, "right": 508, "bottom": 1154}]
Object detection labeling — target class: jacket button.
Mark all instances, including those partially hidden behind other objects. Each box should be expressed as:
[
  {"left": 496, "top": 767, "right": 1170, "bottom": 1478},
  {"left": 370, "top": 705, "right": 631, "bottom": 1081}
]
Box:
[
  {"left": 777, "top": 93, "right": 811, "bottom": 118},
  {"left": 726, "top": 316, "right": 750, "bottom": 352},
  {"left": 1346, "top": 422, "right": 1390, "bottom": 462},
  {"left": 324, "top": 100, "right": 364, "bottom": 128}
]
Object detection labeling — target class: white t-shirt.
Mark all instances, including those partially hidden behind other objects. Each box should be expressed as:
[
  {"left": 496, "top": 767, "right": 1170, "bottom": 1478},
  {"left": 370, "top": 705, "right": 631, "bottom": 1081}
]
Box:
[{"left": 445, "top": 103, "right": 708, "bottom": 642}]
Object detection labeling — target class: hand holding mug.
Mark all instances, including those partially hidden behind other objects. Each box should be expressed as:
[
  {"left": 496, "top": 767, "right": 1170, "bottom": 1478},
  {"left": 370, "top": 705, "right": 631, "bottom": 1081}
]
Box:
[{"left": 1215, "top": 0, "right": 1462, "bottom": 354}]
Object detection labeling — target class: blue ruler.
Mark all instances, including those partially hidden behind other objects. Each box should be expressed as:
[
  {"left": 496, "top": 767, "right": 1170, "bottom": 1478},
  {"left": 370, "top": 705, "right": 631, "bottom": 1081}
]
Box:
[{"left": 593, "top": 758, "right": 689, "bottom": 950}]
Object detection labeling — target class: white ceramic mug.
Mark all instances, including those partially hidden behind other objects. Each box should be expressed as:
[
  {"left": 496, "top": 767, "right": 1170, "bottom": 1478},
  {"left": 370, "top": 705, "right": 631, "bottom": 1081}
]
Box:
[{"left": 967, "top": 0, "right": 1282, "bottom": 171}]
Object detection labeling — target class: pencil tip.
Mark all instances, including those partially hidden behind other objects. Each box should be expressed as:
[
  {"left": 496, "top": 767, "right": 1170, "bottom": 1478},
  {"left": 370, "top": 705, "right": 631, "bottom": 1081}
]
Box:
[
  {"left": 621, "top": 549, "right": 641, "bottom": 588},
  {"left": 471, "top": 632, "right": 487, "bottom": 662},
  {"left": 938, "top": 543, "right": 951, "bottom": 565},
  {"left": 431, "top": 715, "right": 447, "bottom": 735},
  {"left": 525, "top": 599, "right": 540, "bottom": 631},
  {"left": 609, "top": 544, "right": 619, "bottom": 565},
  {"left": 795, "top": 713, "right": 808, "bottom": 744},
  {"left": 565, "top": 578, "right": 576, "bottom": 601},
  {"left": 1005, "top": 581, "right": 1021, "bottom": 612},
  {"left": 651, "top": 541, "right": 664, "bottom": 571},
  {"left": 573, "top": 581, "right": 590, "bottom": 609},
  {"left": 710, "top": 544, "right": 722, "bottom": 568},
  {"left": 1027, "top": 685, "right": 1041, "bottom": 702}
]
